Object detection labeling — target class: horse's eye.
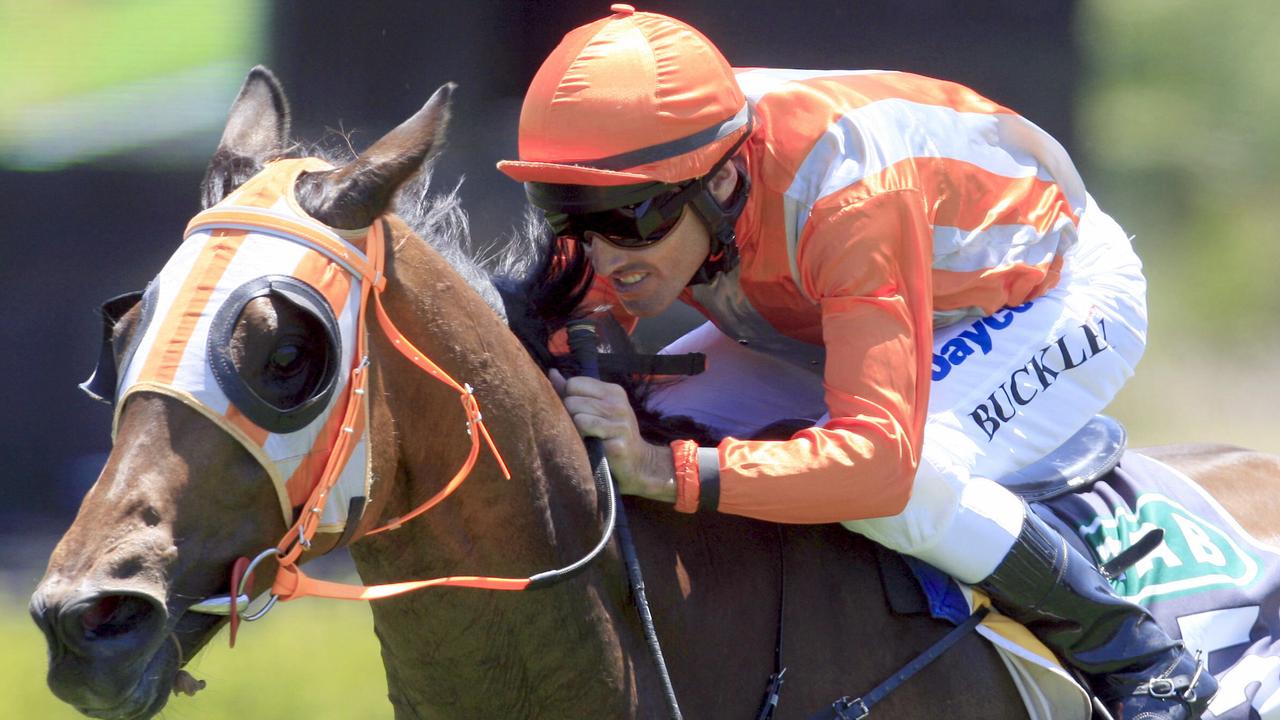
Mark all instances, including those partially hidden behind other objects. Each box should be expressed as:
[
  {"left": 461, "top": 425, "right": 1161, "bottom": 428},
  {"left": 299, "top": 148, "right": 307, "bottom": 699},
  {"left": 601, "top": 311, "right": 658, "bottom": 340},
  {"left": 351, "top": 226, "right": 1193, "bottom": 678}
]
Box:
[
  {"left": 270, "top": 344, "right": 303, "bottom": 372},
  {"left": 211, "top": 277, "right": 340, "bottom": 432}
]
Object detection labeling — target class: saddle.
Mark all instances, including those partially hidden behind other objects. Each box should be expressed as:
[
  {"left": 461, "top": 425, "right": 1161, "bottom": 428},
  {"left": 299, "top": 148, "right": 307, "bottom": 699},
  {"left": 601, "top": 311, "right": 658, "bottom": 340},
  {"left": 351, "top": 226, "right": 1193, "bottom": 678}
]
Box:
[
  {"left": 999, "top": 415, "right": 1126, "bottom": 502},
  {"left": 996, "top": 415, "right": 1159, "bottom": 578},
  {"left": 881, "top": 414, "right": 1133, "bottom": 617}
]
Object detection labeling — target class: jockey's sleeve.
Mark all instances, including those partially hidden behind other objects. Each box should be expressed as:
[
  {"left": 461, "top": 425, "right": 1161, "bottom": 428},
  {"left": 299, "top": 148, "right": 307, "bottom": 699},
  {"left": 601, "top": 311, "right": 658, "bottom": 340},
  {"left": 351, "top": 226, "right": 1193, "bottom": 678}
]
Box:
[{"left": 672, "top": 188, "right": 935, "bottom": 523}]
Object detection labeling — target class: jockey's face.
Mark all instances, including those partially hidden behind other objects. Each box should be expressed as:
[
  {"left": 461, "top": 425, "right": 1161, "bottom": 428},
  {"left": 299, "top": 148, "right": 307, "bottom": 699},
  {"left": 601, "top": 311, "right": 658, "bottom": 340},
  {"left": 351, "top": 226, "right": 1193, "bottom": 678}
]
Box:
[
  {"left": 583, "top": 161, "right": 738, "bottom": 318},
  {"left": 585, "top": 204, "right": 710, "bottom": 317}
]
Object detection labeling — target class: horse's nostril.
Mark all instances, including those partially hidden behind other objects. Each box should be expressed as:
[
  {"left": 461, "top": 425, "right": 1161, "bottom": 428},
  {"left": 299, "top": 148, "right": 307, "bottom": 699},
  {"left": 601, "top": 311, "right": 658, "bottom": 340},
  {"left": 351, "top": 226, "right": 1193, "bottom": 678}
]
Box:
[
  {"left": 58, "top": 594, "right": 163, "bottom": 652},
  {"left": 80, "top": 597, "right": 114, "bottom": 635},
  {"left": 78, "top": 595, "right": 156, "bottom": 640}
]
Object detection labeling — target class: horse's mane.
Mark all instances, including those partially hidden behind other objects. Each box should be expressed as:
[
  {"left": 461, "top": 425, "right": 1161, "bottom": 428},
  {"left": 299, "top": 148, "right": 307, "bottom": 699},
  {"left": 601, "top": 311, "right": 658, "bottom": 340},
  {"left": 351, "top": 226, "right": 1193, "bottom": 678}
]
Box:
[
  {"left": 390, "top": 168, "right": 592, "bottom": 369},
  {"left": 391, "top": 170, "right": 509, "bottom": 319}
]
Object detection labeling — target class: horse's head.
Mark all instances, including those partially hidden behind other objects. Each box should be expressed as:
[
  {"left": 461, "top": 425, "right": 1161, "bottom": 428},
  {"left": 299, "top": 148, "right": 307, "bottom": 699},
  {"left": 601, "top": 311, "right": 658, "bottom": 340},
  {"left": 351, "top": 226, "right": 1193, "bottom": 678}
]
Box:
[{"left": 30, "top": 66, "right": 454, "bottom": 719}]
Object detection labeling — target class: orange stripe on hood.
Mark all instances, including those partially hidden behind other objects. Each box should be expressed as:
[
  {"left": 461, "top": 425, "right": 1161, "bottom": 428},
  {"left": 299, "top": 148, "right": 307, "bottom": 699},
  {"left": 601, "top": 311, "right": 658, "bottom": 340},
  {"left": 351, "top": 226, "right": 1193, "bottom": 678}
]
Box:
[
  {"left": 283, "top": 391, "right": 353, "bottom": 509},
  {"left": 224, "top": 404, "right": 271, "bottom": 447},
  {"left": 139, "top": 229, "right": 245, "bottom": 385},
  {"left": 291, "top": 250, "right": 353, "bottom": 316},
  {"left": 282, "top": 251, "right": 356, "bottom": 507}
]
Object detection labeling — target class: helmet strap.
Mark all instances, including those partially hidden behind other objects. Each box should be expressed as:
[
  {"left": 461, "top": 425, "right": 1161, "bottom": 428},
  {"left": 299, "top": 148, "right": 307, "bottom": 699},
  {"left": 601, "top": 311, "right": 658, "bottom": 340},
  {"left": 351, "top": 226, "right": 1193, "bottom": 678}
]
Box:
[{"left": 687, "top": 153, "right": 750, "bottom": 286}]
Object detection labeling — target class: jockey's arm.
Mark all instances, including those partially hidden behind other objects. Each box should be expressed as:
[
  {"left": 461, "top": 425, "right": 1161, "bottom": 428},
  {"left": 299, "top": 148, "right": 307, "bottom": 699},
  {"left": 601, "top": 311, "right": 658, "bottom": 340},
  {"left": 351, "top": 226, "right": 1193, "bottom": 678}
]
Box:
[{"left": 669, "top": 188, "right": 936, "bottom": 523}]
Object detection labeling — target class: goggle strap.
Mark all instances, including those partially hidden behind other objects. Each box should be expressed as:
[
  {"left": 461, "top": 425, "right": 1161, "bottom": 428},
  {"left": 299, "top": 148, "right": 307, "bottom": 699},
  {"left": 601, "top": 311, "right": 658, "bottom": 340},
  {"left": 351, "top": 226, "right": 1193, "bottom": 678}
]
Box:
[{"left": 638, "top": 111, "right": 753, "bottom": 239}]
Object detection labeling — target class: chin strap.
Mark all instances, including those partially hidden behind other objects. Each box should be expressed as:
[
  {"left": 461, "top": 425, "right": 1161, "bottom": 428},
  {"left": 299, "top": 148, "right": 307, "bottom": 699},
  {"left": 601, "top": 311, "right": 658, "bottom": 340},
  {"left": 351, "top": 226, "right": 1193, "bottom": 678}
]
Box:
[
  {"left": 675, "top": 108, "right": 754, "bottom": 288},
  {"left": 687, "top": 150, "right": 751, "bottom": 286},
  {"left": 687, "top": 158, "right": 749, "bottom": 286}
]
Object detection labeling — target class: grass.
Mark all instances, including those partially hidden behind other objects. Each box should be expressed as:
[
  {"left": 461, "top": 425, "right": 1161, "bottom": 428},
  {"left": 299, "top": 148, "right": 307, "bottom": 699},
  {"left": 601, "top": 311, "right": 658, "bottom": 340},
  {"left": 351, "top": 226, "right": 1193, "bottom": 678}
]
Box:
[{"left": 2, "top": 591, "right": 391, "bottom": 719}]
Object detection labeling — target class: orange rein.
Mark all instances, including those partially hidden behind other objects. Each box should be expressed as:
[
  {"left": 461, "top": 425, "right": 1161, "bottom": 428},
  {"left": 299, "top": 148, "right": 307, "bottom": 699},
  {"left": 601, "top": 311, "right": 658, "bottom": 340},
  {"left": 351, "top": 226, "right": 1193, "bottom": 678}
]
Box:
[{"left": 268, "top": 218, "right": 517, "bottom": 605}]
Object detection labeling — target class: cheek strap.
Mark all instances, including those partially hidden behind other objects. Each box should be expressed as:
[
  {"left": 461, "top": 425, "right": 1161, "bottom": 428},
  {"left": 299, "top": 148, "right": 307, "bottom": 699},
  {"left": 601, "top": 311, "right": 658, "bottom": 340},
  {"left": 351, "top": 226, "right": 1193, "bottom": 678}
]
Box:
[{"left": 687, "top": 159, "right": 750, "bottom": 287}]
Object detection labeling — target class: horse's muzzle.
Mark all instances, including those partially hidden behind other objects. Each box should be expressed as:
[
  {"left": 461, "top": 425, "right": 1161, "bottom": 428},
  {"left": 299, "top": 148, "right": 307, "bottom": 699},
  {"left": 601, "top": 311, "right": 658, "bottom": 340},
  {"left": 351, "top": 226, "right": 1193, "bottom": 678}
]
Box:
[{"left": 30, "top": 586, "right": 173, "bottom": 717}]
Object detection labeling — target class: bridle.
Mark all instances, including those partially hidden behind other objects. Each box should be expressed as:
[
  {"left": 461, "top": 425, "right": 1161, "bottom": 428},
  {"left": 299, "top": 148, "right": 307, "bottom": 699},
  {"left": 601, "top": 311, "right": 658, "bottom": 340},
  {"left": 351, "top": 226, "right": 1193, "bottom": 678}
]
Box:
[{"left": 174, "top": 163, "right": 619, "bottom": 645}]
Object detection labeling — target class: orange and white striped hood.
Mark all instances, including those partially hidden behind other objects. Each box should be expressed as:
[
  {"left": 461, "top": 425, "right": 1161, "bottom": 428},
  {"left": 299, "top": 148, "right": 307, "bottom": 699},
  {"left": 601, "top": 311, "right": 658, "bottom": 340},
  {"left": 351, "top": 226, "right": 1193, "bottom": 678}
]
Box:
[{"left": 114, "top": 158, "right": 371, "bottom": 533}]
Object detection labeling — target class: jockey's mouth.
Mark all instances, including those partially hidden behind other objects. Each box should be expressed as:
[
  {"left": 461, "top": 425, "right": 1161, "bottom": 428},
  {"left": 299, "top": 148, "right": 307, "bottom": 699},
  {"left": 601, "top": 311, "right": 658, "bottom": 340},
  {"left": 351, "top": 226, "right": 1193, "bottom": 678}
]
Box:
[{"left": 613, "top": 270, "right": 649, "bottom": 289}]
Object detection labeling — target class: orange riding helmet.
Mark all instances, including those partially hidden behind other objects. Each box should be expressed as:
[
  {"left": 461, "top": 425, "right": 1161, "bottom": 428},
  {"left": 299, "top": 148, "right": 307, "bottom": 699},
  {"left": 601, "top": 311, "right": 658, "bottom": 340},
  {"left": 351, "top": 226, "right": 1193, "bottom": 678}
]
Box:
[
  {"left": 499, "top": 5, "right": 752, "bottom": 284},
  {"left": 497, "top": 4, "right": 750, "bottom": 188}
]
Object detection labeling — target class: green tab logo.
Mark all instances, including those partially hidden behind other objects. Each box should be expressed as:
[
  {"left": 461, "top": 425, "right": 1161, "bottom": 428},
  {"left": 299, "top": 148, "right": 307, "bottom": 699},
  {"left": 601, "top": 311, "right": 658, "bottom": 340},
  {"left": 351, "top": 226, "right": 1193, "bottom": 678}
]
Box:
[{"left": 1079, "top": 493, "right": 1260, "bottom": 603}]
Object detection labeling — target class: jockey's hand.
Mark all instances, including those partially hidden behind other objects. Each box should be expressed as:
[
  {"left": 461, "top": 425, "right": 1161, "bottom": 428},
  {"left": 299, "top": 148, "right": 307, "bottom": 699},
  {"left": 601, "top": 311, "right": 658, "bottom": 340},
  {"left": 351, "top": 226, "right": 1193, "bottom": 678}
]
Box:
[{"left": 549, "top": 369, "right": 676, "bottom": 504}]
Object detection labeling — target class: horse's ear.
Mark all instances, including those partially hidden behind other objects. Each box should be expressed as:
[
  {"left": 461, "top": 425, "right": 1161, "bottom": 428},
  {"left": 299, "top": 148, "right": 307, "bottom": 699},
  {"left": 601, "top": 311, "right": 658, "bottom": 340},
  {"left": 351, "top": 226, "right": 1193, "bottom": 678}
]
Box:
[
  {"left": 200, "top": 66, "right": 291, "bottom": 209},
  {"left": 296, "top": 82, "right": 454, "bottom": 230}
]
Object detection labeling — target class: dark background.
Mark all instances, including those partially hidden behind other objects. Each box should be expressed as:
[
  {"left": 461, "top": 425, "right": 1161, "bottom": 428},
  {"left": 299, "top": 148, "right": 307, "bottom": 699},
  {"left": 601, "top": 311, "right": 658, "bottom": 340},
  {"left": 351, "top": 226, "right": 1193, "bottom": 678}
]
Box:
[{"left": 0, "top": 1, "right": 1078, "bottom": 534}]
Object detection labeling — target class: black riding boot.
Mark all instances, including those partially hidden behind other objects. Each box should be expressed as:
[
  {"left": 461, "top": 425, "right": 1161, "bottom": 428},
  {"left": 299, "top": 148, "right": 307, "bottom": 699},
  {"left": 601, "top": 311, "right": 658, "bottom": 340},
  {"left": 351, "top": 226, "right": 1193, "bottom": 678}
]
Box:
[{"left": 978, "top": 510, "right": 1216, "bottom": 719}]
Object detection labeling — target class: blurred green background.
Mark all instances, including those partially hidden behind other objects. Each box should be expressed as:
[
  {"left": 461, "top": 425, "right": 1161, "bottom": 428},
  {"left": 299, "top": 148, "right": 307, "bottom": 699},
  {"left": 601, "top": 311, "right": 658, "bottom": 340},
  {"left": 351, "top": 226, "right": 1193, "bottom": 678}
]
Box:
[
  {"left": 3, "top": 0, "right": 1277, "bottom": 718},
  {"left": 0, "top": 0, "right": 265, "bottom": 170},
  {"left": 1079, "top": 0, "right": 1280, "bottom": 451}
]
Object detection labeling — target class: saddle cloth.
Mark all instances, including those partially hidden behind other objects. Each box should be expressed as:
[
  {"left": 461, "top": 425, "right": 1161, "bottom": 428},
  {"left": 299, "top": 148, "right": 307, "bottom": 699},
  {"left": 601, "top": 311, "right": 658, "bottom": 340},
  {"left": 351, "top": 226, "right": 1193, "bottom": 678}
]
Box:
[{"left": 905, "top": 451, "right": 1280, "bottom": 720}]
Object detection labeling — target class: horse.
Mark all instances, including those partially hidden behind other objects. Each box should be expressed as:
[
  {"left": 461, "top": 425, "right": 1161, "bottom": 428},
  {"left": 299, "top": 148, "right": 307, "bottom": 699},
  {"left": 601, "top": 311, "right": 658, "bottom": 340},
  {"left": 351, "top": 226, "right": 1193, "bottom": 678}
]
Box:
[{"left": 28, "top": 66, "right": 1280, "bottom": 720}]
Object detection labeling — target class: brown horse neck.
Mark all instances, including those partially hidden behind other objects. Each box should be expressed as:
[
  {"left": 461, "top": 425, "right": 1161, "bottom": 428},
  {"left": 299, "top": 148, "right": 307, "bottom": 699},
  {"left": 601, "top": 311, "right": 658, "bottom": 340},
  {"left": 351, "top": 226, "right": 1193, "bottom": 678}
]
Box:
[
  {"left": 345, "top": 218, "right": 653, "bottom": 716},
  {"left": 359, "top": 217, "right": 597, "bottom": 555}
]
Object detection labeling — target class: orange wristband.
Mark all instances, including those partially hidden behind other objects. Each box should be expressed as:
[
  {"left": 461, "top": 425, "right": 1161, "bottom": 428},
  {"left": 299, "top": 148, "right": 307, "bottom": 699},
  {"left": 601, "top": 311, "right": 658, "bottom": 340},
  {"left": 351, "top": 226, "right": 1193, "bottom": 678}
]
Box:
[{"left": 671, "top": 439, "right": 700, "bottom": 513}]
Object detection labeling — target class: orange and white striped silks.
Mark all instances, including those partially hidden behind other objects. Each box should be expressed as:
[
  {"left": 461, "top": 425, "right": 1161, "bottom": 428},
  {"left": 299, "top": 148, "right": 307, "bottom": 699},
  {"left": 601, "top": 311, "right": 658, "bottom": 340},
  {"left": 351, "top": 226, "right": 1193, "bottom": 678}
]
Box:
[
  {"left": 658, "top": 69, "right": 1103, "bottom": 523},
  {"left": 114, "top": 158, "right": 372, "bottom": 534},
  {"left": 730, "top": 67, "right": 1087, "bottom": 325}
]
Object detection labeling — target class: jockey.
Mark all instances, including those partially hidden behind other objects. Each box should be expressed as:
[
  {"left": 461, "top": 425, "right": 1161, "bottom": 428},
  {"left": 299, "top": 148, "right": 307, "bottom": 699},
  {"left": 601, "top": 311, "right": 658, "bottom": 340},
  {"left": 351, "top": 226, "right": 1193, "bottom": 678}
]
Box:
[{"left": 498, "top": 5, "right": 1216, "bottom": 718}]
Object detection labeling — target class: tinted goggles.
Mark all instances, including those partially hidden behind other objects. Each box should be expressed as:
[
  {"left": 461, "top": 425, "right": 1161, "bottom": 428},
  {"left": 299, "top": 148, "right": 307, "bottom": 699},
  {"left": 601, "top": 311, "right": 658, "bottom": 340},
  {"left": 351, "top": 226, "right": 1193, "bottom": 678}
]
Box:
[{"left": 544, "top": 180, "right": 701, "bottom": 249}]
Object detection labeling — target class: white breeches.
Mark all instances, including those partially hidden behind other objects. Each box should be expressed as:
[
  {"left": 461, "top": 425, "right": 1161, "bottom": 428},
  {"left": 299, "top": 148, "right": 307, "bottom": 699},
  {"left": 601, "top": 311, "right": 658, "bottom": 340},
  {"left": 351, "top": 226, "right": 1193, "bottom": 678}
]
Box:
[{"left": 647, "top": 199, "right": 1147, "bottom": 583}]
